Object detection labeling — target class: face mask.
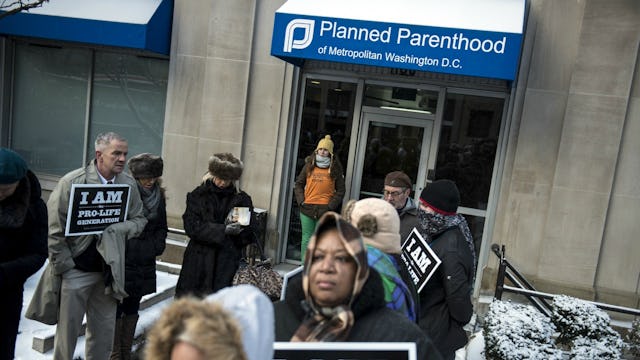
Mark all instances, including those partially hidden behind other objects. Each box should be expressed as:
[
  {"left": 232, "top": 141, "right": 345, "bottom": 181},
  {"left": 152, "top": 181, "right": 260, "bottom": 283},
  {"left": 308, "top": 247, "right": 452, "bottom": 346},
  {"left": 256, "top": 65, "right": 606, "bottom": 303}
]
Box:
[{"left": 418, "top": 209, "right": 448, "bottom": 240}]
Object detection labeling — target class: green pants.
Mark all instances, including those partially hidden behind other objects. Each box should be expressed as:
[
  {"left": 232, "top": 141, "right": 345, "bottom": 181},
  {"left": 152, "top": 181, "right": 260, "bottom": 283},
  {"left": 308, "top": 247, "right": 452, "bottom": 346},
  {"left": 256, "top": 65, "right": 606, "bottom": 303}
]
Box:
[{"left": 299, "top": 212, "right": 318, "bottom": 262}]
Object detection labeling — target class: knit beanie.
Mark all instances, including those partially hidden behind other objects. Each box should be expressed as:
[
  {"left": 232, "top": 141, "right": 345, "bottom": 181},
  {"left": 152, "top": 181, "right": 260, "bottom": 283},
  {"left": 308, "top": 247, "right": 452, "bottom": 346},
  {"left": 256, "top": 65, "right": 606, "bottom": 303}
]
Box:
[
  {"left": 128, "top": 153, "right": 163, "bottom": 178},
  {"left": 303, "top": 212, "right": 369, "bottom": 307},
  {"left": 208, "top": 153, "right": 244, "bottom": 181},
  {"left": 316, "top": 135, "right": 334, "bottom": 155},
  {"left": 419, "top": 179, "right": 460, "bottom": 215},
  {"left": 384, "top": 171, "right": 412, "bottom": 189},
  {"left": 0, "top": 148, "right": 27, "bottom": 184},
  {"left": 206, "top": 285, "right": 274, "bottom": 360},
  {"left": 347, "top": 198, "right": 401, "bottom": 254}
]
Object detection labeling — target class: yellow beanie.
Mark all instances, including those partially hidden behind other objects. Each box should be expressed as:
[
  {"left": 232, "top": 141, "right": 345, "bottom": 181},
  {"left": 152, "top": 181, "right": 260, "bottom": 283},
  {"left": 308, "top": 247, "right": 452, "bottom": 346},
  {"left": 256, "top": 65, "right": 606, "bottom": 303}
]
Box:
[{"left": 316, "top": 135, "right": 334, "bottom": 155}]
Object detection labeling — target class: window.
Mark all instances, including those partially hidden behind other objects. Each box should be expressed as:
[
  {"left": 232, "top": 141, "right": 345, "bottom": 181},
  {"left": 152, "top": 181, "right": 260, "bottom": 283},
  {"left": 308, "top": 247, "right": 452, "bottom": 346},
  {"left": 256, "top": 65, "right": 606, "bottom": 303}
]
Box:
[{"left": 9, "top": 42, "right": 169, "bottom": 176}]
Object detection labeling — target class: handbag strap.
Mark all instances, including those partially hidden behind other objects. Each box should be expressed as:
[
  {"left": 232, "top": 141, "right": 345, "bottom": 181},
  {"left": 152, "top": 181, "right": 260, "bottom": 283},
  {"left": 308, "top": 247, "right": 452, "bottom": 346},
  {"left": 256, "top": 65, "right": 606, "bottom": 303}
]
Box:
[{"left": 246, "top": 229, "right": 267, "bottom": 266}]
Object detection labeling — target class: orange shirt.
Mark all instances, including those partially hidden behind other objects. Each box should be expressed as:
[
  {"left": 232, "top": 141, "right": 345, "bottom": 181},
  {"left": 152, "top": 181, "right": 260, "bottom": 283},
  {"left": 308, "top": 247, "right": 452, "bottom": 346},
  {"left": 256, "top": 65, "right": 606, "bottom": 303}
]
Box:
[{"left": 304, "top": 167, "right": 335, "bottom": 205}]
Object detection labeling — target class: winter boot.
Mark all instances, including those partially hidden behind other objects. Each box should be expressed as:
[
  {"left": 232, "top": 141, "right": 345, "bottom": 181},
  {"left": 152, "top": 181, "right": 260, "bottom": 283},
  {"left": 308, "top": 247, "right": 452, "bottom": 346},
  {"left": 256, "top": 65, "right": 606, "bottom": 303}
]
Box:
[
  {"left": 109, "top": 317, "right": 124, "bottom": 360},
  {"left": 120, "top": 314, "right": 139, "bottom": 360}
]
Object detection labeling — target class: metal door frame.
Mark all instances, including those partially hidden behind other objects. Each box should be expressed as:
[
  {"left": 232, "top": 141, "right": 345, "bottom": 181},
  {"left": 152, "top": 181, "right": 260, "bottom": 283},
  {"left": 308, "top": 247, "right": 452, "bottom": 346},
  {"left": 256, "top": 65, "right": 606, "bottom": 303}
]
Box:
[{"left": 351, "top": 106, "right": 435, "bottom": 203}]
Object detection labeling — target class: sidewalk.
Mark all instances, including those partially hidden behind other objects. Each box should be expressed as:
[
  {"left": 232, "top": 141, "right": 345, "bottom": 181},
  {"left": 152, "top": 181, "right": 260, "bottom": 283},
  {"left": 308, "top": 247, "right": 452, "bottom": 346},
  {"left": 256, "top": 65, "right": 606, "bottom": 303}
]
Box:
[{"left": 16, "top": 265, "right": 178, "bottom": 360}]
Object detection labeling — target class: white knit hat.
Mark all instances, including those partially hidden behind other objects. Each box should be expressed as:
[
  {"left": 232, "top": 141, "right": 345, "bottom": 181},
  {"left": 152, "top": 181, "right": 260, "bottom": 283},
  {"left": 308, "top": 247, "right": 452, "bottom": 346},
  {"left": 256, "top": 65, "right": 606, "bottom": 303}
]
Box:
[{"left": 347, "top": 197, "right": 402, "bottom": 254}]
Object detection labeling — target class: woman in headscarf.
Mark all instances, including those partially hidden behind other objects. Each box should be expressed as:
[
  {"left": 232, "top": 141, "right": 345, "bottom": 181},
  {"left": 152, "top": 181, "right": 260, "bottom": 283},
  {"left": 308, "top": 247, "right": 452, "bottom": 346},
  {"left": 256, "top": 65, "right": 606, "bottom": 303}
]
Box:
[
  {"left": 416, "top": 179, "right": 476, "bottom": 360},
  {"left": 110, "top": 153, "right": 167, "bottom": 360},
  {"left": 294, "top": 135, "right": 345, "bottom": 261},
  {"left": 175, "top": 153, "right": 255, "bottom": 297},
  {"left": 274, "top": 212, "right": 442, "bottom": 359}
]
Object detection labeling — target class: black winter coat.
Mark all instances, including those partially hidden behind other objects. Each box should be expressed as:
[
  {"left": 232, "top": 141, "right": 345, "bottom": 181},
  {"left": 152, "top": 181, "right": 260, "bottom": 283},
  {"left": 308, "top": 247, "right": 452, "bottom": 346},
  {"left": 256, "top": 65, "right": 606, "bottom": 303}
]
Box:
[
  {"left": 418, "top": 226, "right": 474, "bottom": 360},
  {"left": 175, "top": 181, "right": 254, "bottom": 297},
  {"left": 0, "top": 171, "right": 47, "bottom": 360},
  {"left": 274, "top": 268, "right": 443, "bottom": 360},
  {"left": 124, "top": 190, "right": 167, "bottom": 298}
]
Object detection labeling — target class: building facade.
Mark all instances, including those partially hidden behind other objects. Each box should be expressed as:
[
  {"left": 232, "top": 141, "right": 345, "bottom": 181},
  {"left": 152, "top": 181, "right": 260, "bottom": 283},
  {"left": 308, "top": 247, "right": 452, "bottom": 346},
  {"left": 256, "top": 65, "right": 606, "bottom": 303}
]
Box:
[{"left": 1, "top": 0, "right": 639, "bottom": 310}]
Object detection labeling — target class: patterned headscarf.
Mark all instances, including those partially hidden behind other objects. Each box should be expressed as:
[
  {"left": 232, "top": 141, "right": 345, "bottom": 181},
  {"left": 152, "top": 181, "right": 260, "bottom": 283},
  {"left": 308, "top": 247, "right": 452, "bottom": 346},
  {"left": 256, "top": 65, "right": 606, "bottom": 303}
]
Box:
[{"left": 292, "top": 212, "right": 369, "bottom": 342}]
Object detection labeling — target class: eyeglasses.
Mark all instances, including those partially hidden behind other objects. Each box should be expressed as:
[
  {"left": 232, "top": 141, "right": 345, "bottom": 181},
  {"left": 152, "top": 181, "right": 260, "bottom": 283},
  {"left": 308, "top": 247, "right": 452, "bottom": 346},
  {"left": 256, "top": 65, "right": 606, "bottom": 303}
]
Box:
[{"left": 383, "top": 190, "right": 405, "bottom": 198}]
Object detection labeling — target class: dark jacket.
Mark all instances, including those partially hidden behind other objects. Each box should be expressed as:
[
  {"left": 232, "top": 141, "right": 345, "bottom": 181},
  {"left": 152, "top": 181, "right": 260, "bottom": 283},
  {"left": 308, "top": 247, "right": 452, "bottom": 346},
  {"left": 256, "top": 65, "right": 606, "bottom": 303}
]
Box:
[
  {"left": 294, "top": 154, "right": 345, "bottom": 219},
  {"left": 175, "top": 180, "right": 254, "bottom": 297},
  {"left": 274, "top": 268, "right": 443, "bottom": 360},
  {"left": 398, "top": 198, "right": 419, "bottom": 242},
  {"left": 418, "top": 226, "right": 474, "bottom": 360},
  {"left": 124, "top": 187, "right": 167, "bottom": 298},
  {"left": 0, "top": 171, "right": 47, "bottom": 360}
]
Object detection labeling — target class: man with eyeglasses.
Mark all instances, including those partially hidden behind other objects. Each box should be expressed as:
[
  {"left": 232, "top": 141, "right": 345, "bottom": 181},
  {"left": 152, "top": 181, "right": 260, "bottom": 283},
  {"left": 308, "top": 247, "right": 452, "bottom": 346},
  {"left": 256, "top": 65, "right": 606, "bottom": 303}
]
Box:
[{"left": 383, "top": 171, "right": 419, "bottom": 242}]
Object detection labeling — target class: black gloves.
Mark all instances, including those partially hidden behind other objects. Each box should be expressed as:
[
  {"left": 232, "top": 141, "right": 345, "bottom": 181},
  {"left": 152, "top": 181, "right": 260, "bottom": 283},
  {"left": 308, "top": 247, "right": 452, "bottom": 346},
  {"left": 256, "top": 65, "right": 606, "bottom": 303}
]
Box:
[{"left": 225, "top": 222, "right": 244, "bottom": 235}]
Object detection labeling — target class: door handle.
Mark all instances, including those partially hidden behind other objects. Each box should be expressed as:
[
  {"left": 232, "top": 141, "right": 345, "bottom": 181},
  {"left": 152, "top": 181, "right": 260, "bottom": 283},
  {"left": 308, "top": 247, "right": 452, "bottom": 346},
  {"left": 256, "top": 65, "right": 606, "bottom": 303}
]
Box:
[{"left": 427, "top": 168, "right": 436, "bottom": 181}]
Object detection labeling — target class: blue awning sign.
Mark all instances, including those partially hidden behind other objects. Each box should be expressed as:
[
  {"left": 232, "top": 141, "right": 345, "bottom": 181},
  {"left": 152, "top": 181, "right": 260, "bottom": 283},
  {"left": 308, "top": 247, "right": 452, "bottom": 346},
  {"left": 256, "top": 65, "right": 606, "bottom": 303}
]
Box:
[
  {"left": 271, "top": 0, "right": 526, "bottom": 80},
  {"left": 0, "top": 0, "right": 173, "bottom": 55}
]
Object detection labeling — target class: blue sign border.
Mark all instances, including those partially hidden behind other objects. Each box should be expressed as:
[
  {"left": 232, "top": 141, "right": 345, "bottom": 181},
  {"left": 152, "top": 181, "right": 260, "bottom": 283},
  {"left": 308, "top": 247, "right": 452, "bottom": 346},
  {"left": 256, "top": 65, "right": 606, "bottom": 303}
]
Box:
[{"left": 272, "top": 13, "right": 523, "bottom": 80}]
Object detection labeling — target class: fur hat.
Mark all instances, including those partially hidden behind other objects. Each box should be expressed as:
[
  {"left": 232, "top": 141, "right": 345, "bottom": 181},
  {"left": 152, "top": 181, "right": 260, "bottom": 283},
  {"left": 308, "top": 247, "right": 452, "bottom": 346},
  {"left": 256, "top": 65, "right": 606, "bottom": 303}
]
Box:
[
  {"left": 208, "top": 153, "right": 244, "bottom": 181},
  {"left": 419, "top": 179, "right": 460, "bottom": 215},
  {"left": 384, "top": 171, "right": 412, "bottom": 189},
  {"left": 316, "top": 135, "right": 334, "bottom": 155},
  {"left": 348, "top": 198, "right": 402, "bottom": 254},
  {"left": 128, "top": 153, "right": 163, "bottom": 178},
  {"left": 0, "top": 148, "right": 27, "bottom": 184}
]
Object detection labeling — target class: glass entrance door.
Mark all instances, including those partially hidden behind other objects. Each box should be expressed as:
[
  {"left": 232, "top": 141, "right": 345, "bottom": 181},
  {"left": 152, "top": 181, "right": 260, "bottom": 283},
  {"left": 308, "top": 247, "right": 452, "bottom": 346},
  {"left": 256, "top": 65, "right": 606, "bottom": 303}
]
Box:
[{"left": 352, "top": 108, "right": 434, "bottom": 201}]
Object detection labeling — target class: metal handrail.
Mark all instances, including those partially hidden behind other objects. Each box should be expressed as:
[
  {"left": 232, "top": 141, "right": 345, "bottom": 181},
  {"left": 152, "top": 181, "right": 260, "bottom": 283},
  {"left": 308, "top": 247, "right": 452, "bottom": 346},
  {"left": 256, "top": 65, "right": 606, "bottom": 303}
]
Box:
[
  {"left": 168, "top": 227, "right": 185, "bottom": 236},
  {"left": 492, "top": 244, "right": 640, "bottom": 317},
  {"left": 493, "top": 244, "right": 553, "bottom": 316}
]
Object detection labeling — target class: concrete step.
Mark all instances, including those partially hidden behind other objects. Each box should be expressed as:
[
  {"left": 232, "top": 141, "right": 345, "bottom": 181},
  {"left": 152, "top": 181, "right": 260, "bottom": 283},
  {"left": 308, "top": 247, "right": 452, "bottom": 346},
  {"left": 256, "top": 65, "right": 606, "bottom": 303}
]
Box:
[
  {"left": 31, "top": 270, "right": 178, "bottom": 354},
  {"left": 156, "top": 228, "right": 188, "bottom": 267}
]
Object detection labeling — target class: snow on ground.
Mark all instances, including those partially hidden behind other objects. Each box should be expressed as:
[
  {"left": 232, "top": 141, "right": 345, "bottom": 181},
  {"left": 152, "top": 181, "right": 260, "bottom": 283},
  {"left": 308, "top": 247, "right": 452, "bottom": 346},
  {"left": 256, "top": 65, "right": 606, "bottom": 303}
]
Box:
[{"left": 15, "top": 263, "right": 178, "bottom": 360}]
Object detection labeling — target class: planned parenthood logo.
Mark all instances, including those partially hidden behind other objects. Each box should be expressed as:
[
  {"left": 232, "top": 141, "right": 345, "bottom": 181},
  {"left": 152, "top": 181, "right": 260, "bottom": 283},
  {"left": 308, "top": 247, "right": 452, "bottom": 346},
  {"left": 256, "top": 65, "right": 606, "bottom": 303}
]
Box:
[{"left": 283, "top": 19, "right": 314, "bottom": 52}]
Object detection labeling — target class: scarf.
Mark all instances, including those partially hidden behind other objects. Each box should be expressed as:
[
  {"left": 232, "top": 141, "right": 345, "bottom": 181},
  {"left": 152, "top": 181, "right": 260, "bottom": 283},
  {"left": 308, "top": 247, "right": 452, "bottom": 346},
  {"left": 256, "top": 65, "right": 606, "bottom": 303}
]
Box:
[
  {"left": 315, "top": 154, "right": 331, "bottom": 169},
  {"left": 139, "top": 183, "right": 161, "bottom": 220},
  {"left": 417, "top": 210, "right": 477, "bottom": 273},
  {"left": 0, "top": 176, "right": 30, "bottom": 228},
  {"left": 367, "top": 246, "right": 416, "bottom": 321},
  {"left": 291, "top": 212, "right": 368, "bottom": 342}
]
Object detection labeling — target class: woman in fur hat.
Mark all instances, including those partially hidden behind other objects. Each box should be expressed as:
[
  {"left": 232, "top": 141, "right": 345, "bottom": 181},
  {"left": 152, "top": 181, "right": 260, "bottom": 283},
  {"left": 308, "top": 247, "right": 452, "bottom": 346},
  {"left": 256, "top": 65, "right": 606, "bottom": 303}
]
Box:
[
  {"left": 110, "top": 153, "right": 168, "bottom": 360},
  {"left": 274, "top": 212, "right": 442, "bottom": 360},
  {"left": 294, "top": 135, "right": 345, "bottom": 262},
  {"left": 175, "top": 153, "right": 255, "bottom": 297},
  {"left": 0, "top": 148, "right": 47, "bottom": 360}
]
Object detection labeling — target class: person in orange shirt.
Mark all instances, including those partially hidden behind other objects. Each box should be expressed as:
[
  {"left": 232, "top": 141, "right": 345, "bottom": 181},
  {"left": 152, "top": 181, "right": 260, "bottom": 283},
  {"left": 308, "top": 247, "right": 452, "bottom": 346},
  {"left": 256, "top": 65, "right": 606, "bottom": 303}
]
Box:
[{"left": 294, "top": 135, "right": 345, "bottom": 261}]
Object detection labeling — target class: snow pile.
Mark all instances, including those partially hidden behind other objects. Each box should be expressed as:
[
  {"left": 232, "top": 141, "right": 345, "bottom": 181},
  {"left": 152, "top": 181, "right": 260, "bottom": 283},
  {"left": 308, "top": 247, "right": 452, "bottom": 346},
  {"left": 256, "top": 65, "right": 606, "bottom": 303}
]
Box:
[
  {"left": 626, "top": 318, "right": 640, "bottom": 358},
  {"left": 483, "top": 296, "right": 629, "bottom": 360},
  {"left": 551, "top": 295, "right": 625, "bottom": 359},
  {"left": 483, "top": 300, "right": 562, "bottom": 359}
]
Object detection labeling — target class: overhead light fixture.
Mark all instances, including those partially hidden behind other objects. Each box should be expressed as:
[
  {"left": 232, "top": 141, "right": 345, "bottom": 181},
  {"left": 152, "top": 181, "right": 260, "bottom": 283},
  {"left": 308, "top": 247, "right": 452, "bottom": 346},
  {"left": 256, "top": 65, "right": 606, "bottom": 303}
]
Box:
[{"left": 380, "top": 106, "right": 432, "bottom": 114}]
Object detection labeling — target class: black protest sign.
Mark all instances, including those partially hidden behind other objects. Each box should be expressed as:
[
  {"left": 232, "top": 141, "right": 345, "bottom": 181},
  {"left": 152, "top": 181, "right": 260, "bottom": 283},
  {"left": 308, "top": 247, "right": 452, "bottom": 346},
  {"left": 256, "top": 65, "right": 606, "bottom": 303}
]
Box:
[
  {"left": 273, "top": 342, "right": 416, "bottom": 360},
  {"left": 400, "top": 228, "right": 442, "bottom": 293},
  {"left": 65, "top": 184, "right": 130, "bottom": 236}
]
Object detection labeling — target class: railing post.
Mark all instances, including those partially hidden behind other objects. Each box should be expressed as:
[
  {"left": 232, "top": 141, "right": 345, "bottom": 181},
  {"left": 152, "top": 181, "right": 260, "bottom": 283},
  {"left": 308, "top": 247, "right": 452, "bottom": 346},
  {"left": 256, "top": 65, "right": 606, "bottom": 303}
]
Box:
[{"left": 494, "top": 244, "right": 507, "bottom": 300}]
